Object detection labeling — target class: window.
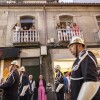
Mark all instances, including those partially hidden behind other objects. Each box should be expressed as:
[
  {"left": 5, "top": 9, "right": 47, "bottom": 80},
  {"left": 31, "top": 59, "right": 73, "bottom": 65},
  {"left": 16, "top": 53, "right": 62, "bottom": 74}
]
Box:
[
  {"left": 20, "top": 16, "right": 35, "bottom": 30},
  {"left": 59, "top": 15, "right": 73, "bottom": 28},
  {"left": 96, "top": 16, "right": 100, "bottom": 28}
]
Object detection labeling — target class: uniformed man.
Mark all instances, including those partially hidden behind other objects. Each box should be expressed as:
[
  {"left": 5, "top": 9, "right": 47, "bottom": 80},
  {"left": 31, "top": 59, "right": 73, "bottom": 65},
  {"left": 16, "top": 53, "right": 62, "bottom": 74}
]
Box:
[
  {"left": 19, "top": 66, "right": 29, "bottom": 100},
  {"left": 0, "top": 60, "right": 20, "bottom": 100},
  {"left": 55, "top": 65, "right": 64, "bottom": 100},
  {"left": 68, "top": 36, "right": 100, "bottom": 100}
]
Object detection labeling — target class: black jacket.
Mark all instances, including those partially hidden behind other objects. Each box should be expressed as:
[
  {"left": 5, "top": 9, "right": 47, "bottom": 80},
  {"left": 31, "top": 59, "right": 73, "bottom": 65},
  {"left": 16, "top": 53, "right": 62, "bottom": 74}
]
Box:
[
  {"left": 0, "top": 69, "right": 20, "bottom": 100},
  {"left": 19, "top": 72, "right": 29, "bottom": 95},
  {"left": 71, "top": 50, "right": 99, "bottom": 100}
]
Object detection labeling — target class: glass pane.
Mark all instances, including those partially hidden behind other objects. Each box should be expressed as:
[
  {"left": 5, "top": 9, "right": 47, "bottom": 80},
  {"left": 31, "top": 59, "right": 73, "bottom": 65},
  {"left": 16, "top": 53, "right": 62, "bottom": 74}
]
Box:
[
  {"left": 22, "top": 58, "right": 40, "bottom": 66},
  {"left": 20, "top": 19, "right": 34, "bottom": 23},
  {"left": 96, "top": 16, "right": 100, "bottom": 21}
]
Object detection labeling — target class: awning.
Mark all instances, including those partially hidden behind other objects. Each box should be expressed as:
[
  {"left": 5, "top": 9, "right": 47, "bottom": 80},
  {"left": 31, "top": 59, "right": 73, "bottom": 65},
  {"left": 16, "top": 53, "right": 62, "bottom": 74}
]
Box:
[{"left": 0, "top": 47, "right": 20, "bottom": 60}]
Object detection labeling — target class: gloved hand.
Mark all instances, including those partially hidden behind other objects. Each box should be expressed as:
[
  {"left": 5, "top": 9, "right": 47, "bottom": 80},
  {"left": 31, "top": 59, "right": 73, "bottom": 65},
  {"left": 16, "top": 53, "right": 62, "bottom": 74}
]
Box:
[
  {"left": 20, "top": 92, "right": 25, "bottom": 96},
  {"left": 56, "top": 89, "right": 59, "bottom": 93}
]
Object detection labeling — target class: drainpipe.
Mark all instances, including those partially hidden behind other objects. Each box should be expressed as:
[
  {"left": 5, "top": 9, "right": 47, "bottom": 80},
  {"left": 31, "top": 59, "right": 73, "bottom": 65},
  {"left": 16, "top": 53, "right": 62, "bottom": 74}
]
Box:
[
  {"left": 43, "top": 5, "right": 48, "bottom": 44},
  {"left": 43, "top": 5, "right": 49, "bottom": 82}
]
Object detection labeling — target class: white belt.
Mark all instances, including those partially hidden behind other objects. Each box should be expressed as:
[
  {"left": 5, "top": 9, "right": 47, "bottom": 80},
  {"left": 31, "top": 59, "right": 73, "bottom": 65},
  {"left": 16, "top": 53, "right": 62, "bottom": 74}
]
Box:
[{"left": 71, "top": 77, "right": 83, "bottom": 80}]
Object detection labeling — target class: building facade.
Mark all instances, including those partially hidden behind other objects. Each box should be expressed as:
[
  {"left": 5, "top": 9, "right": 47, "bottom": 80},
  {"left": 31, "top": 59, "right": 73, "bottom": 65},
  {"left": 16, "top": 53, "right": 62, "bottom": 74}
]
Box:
[
  {"left": 0, "top": 2, "right": 100, "bottom": 84},
  {"left": 73, "top": 0, "right": 100, "bottom": 3}
]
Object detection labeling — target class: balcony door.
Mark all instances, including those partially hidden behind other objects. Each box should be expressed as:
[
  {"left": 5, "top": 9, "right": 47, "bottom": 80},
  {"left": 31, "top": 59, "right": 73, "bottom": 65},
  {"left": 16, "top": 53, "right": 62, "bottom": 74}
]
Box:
[
  {"left": 21, "top": 58, "right": 40, "bottom": 81},
  {"left": 20, "top": 16, "right": 35, "bottom": 30},
  {"left": 59, "top": 15, "right": 73, "bottom": 28}
]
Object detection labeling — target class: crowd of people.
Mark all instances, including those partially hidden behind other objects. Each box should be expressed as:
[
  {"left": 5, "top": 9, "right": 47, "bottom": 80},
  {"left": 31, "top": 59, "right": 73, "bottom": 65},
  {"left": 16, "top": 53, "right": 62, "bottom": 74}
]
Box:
[
  {"left": 0, "top": 61, "right": 47, "bottom": 100},
  {"left": 13, "top": 23, "right": 36, "bottom": 31},
  {"left": 56, "top": 22, "right": 80, "bottom": 36},
  {"left": 0, "top": 37, "right": 100, "bottom": 100},
  {"left": 56, "top": 22, "right": 79, "bottom": 31}
]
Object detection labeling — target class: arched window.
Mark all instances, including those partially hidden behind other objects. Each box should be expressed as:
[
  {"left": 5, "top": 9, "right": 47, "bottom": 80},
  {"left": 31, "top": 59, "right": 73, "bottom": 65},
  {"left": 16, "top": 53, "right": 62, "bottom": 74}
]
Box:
[
  {"left": 59, "top": 15, "right": 73, "bottom": 28},
  {"left": 20, "top": 16, "right": 35, "bottom": 30}
]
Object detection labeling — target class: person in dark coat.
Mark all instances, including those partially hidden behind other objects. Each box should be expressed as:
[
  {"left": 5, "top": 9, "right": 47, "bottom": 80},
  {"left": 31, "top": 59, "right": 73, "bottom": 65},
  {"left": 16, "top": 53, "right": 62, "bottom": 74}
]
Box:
[
  {"left": 36, "top": 75, "right": 47, "bottom": 100},
  {"left": 0, "top": 60, "right": 20, "bottom": 100},
  {"left": 69, "top": 36, "right": 100, "bottom": 100},
  {"left": 54, "top": 65, "right": 64, "bottom": 100},
  {"left": 19, "top": 66, "right": 29, "bottom": 100}
]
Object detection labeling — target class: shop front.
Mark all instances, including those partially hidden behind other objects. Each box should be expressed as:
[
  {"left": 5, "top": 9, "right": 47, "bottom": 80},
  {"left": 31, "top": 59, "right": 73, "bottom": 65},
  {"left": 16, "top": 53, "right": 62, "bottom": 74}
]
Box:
[{"left": 0, "top": 47, "right": 20, "bottom": 79}]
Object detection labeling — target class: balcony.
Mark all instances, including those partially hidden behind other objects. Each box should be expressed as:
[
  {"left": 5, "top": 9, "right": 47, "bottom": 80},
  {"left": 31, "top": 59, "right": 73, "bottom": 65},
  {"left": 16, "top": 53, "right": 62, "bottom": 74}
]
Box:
[
  {"left": 57, "top": 29, "right": 83, "bottom": 42},
  {"left": 13, "top": 30, "right": 40, "bottom": 46}
]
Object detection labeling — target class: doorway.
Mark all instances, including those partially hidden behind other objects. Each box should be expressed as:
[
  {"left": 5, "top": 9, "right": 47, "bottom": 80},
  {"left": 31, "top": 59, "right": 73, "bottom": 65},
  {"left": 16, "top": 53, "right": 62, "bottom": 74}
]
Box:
[{"left": 21, "top": 58, "right": 40, "bottom": 81}]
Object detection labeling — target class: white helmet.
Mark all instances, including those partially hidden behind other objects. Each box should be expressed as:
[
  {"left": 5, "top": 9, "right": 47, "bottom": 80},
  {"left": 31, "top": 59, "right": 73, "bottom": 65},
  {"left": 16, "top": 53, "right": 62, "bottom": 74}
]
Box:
[
  {"left": 55, "top": 65, "right": 61, "bottom": 70},
  {"left": 11, "top": 60, "right": 19, "bottom": 67},
  {"left": 69, "top": 36, "right": 85, "bottom": 47},
  {"left": 20, "top": 66, "right": 25, "bottom": 72}
]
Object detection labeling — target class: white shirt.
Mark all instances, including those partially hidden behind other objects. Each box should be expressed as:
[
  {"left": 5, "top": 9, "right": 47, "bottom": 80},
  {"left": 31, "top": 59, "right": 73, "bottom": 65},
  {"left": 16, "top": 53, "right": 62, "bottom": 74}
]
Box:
[
  {"left": 15, "top": 26, "right": 20, "bottom": 31},
  {"left": 29, "top": 80, "right": 35, "bottom": 92}
]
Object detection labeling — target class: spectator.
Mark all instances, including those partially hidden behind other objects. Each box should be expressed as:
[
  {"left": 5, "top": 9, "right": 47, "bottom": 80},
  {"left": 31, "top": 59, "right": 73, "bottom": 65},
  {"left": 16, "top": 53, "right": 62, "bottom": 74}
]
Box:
[
  {"left": 65, "top": 22, "right": 72, "bottom": 40},
  {"left": 19, "top": 66, "right": 29, "bottom": 100},
  {"left": 66, "top": 22, "right": 72, "bottom": 30},
  {"left": 29, "top": 75, "right": 35, "bottom": 100},
  {"left": 63, "top": 72, "right": 68, "bottom": 100},
  {"left": 61, "top": 24, "right": 65, "bottom": 29},
  {"left": 13, "top": 23, "right": 21, "bottom": 31},
  {"left": 36, "top": 75, "right": 47, "bottom": 100},
  {"left": 56, "top": 23, "right": 61, "bottom": 29},
  {"left": 72, "top": 23, "right": 79, "bottom": 31},
  {"left": 72, "top": 23, "right": 80, "bottom": 36},
  {"left": 29, "top": 25, "right": 35, "bottom": 31},
  {"left": 65, "top": 71, "right": 71, "bottom": 100},
  {"left": 23, "top": 26, "right": 28, "bottom": 30},
  {"left": 0, "top": 60, "right": 20, "bottom": 100}
]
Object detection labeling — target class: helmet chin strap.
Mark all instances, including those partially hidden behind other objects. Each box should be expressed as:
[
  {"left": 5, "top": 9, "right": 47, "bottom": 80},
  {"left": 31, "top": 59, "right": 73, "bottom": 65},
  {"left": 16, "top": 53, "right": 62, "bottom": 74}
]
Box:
[{"left": 75, "top": 44, "right": 78, "bottom": 58}]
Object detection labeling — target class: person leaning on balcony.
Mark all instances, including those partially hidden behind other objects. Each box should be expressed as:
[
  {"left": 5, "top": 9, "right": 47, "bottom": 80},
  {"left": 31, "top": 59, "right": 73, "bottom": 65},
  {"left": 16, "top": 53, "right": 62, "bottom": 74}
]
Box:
[
  {"left": 23, "top": 26, "right": 28, "bottom": 30},
  {"left": 72, "top": 23, "right": 80, "bottom": 36},
  {"left": 56, "top": 23, "right": 61, "bottom": 29},
  {"left": 66, "top": 22, "right": 72, "bottom": 30},
  {"left": 29, "top": 25, "right": 36, "bottom": 31},
  {"left": 13, "top": 23, "right": 21, "bottom": 31},
  {"left": 68, "top": 36, "right": 100, "bottom": 100},
  {"left": 0, "top": 60, "right": 20, "bottom": 100},
  {"left": 19, "top": 66, "right": 29, "bottom": 100}
]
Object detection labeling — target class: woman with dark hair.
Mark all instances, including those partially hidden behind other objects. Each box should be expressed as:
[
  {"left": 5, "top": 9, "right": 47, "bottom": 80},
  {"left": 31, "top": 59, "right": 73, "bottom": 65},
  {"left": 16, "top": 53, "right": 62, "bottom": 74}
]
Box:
[{"left": 36, "top": 75, "right": 47, "bottom": 100}]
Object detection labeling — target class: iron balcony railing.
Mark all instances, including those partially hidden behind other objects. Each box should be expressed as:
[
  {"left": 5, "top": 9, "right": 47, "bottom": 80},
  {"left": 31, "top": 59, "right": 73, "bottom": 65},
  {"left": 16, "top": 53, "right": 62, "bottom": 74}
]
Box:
[
  {"left": 57, "top": 29, "right": 83, "bottom": 42},
  {"left": 13, "top": 30, "right": 40, "bottom": 43}
]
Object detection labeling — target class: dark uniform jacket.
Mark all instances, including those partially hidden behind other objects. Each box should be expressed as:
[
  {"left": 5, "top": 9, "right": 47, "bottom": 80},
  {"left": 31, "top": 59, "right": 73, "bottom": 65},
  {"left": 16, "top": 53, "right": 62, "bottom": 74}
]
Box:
[
  {"left": 55, "top": 71, "right": 64, "bottom": 93},
  {"left": 19, "top": 72, "right": 29, "bottom": 100},
  {"left": 71, "top": 50, "right": 99, "bottom": 100},
  {"left": 0, "top": 69, "right": 20, "bottom": 100},
  {"left": 55, "top": 71, "right": 64, "bottom": 100}
]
